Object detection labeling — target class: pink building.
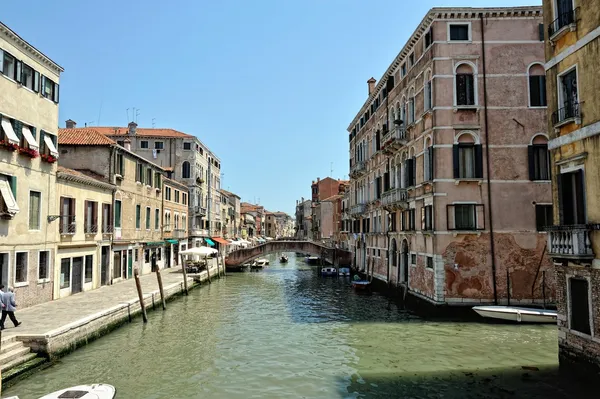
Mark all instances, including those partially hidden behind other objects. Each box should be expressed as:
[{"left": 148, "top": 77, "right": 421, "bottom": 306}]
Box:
[{"left": 347, "top": 7, "right": 555, "bottom": 306}]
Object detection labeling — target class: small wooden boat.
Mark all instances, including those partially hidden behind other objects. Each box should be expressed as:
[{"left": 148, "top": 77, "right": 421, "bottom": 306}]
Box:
[
  {"left": 338, "top": 267, "right": 350, "bottom": 276},
  {"left": 352, "top": 280, "right": 371, "bottom": 290},
  {"left": 39, "top": 384, "right": 116, "bottom": 399},
  {"left": 305, "top": 256, "right": 320, "bottom": 265},
  {"left": 321, "top": 267, "right": 337, "bottom": 277},
  {"left": 280, "top": 255, "right": 289, "bottom": 263},
  {"left": 472, "top": 306, "right": 557, "bottom": 324}
]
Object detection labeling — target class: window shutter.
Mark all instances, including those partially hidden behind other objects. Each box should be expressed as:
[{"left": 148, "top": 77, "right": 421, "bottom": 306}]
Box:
[
  {"left": 453, "top": 145, "right": 460, "bottom": 178},
  {"left": 528, "top": 145, "right": 536, "bottom": 180},
  {"left": 84, "top": 201, "right": 89, "bottom": 229},
  {"left": 421, "top": 207, "right": 425, "bottom": 230},
  {"left": 535, "top": 205, "right": 544, "bottom": 231},
  {"left": 429, "top": 147, "right": 434, "bottom": 181},
  {"left": 9, "top": 176, "right": 17, "bottom": 197},
  {"left": 475, "top": 144, "right": 483, "bottom": 178},
  {"left": 539, "top": 76, "right": 547, "bottom": 106},
  {"left": 53, "top": 83, "right": 60, "bottom": 103},
  {"left": 15, "top": 61, "right": 22, "bottom": 83},
  {"left": 41, "top": 75, "right": 46, "bottom": 95},
  {"left": 0, "top": 49, "right": 3, "bottom": 73},
  {"left": 411, "top": 157, "right": 416, "bottom": 186},
  {"left": 538, "top": 24, "right": 544, "bottom": 41},
  {"left": 33, "top": 71, "right": 40, "bottom": 92},
  {"left": 424, "top": 149, "right": 430, "bottom": 181},
  {"left": 529, "top": 76, "right": 539, "bottom": 106}
]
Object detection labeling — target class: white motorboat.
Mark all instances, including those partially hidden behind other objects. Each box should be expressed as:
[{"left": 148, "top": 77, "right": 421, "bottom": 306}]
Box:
[
  {"left": 472, "top": 306, "right": 557, "bottom": 324},
  {"left": 255, "top": 258, "right": 269, "bottom": 266},
  {"left": 38, "top": 383, "right": 116, "bottom": 398}
]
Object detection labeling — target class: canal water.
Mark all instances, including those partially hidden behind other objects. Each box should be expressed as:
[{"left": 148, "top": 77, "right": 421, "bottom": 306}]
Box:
[{"left": 4, "top": 253, "right": 591, "bottom": 398}]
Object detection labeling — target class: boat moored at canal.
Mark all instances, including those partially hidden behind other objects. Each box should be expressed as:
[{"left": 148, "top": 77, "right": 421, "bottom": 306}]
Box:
[
  {"left": 305, "top": 256, "right": 320, "bottom": 265},
  {"left": 320, "top": 267, "right": 337, "bottom": 277},
  {"left": 472, "top": 306, "right": 557, "bottom": 324},
  {"left": 338, "top": 267, "right": 350, "bottom": 276},
  {"left": 39, "top": 383, "right": 116, "bottom": 399}
]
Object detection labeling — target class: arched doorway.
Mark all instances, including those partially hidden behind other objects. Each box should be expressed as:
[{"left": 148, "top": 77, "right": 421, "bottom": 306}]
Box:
[
  {"left": 401, "top": 239, "right": 409, "bottom": 284},
  {"left": 389, "top": 238, "right": 397, "bottom": 283}
]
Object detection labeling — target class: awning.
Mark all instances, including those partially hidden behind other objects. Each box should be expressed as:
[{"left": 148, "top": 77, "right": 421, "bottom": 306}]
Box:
[
  {"left": 21, "top": 125, "right": 38, "bottom": 150},
  {"left": 145, "top": 241, "right": 164, "bottom": 247},
  {"left": 166, "top": 239, "right": 178, "bottom": 244},
  {"left": 1, "top": 118, "right": 19, "bottom": 144},
  {"left": 43, "top": 134, "right": 59, "bottom": 157},
  {"left": 204, "top": 238, "right": 215, "bottom": 247},
  {"left": 0, "top": 176, "right": 19, "bottom": 216},
  {"left": 212, "top": 237, "right": 229, "bottom": 245}
]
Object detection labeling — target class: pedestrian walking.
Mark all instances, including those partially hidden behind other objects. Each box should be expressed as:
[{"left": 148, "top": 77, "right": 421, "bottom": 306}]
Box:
[{"left": 0, "top": 286, "right": 21, "bottom": 330}]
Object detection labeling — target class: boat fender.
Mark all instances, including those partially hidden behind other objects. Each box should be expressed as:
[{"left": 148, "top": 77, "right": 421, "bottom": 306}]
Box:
[{"left": 516, "top": 310, "right": 522, "bottom": 323}]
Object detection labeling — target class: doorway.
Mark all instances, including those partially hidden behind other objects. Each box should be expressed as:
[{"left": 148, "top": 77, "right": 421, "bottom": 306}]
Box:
[
  {"left": 165, "top": 246, "right": 171, "bottom": 268},
  {"left": 127, "top": 249, "right": 133, "bottom": 278},
  {"left": 0, "top": 253, "right": 9, "bottom": 288},
  {"left": 559, "top": 170, "right": 586, "bottom": 225},
  {"left": 72, "top": 256, "right": 83, "bottom": 294},
  {"left": 121, "top": 251, "right": 128, "bottom": 279},
  {"left": 401, "top": 240, "right": 409, "bottom": 284},
  {"left": 101, "top": 246, "right": 109, "bottom": 285}
]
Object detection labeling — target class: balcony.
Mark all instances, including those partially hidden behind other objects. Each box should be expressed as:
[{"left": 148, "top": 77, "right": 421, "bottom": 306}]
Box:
[
  {"left": 547, "top": 224, "right": 598, "bottom": 260},
  {"left": 350, "top": 161, "right": 366, "bottom": 178},
  {"left": 84, "top": 224, "right": 98, "bottom": 235},
  {"left": 382, "top": 125, "right": 408, "bottom": 154},
  {"left": 173, "top": 229, "right": 187, "bottom": 239},
  {"left": 552, "top": 102, "right": 580, "bottom": 128},
  {"left": 350, "top": 203, "right": 366, "bottom": 216},
  {"left": 102, "top": 225, "right": 114, "bottom": 235},
  {"left": 548, "top": 9, "right": 577, "bottom": 42},
  {"left": 59, "top": 216, "right": 76, "bottom": 235},
  {"left": 194, "top": 206, "right": 207, "bottom": 216},
  {"left": 381, "top": 188, "right": 408, "bottom": 210},
  {"left": 190, "top": 227, "right": 209, "bottom": 237}
]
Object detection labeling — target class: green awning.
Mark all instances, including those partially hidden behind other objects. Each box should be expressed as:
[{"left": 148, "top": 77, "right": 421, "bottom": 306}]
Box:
[
  {"left": 146, "top": 241, "right": 164, "bottom": 247},
  {"left": 204, "top": 238, "right": 215, "bottom": 247},
  {"left": 166, "top": 239, "right": 178, "bottom": 244}
]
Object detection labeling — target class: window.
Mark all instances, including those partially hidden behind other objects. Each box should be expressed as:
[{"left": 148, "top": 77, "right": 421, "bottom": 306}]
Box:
[
  {"left": 455, "top": 204, "right": 476, "bottom": 230},
  {"left": 154, "top": 141, "right": 164, "bottom": 150},
  {"left": 155, "top": 208, "right": 160, "bottom": 230},
  {"left": 85, "top": 255, "right": 93, "bottom": 283},
  {"left": 60, "top": 258, "right": 70, "bottom": 289},
  {"left": 117, "top": 140, "right": 125, "bottom": 147},
  {"left": 449, "top": 23, "right": 470, "bottom": 41},
  {"left": 424, "top": 73, "right": 432, "bottom": 112},
  {"left": 84, "top": 200, "right": 98, "bottom": 234},
  {"left": 558, "top": 170, "right": 585, "bottom": 225},
  {"left": 115, "top": 153, "right": 124, "bottom": 176},
  {"left": 554, "top": 68, "right": 579, "bottom": 125},
  {"left": 424, "top": 146, "right": 434, "bottom": 181},
  {"left": 550, "top": 0, "right": 575, "bottom": 37},
  {"left": 165, "top": 186, "right": 171, "bottom": 201},
  {"left": 453, "top": 135, "right": 482, "bottom": 179},
  {"left": 408, "top": 90, "right": 415, "bottom": 124},
  {"left": 140, "top": 140, "right": 149, "bottom": 149},
  {"left": 182, "top": 214, "right": 187, "bottom": 231},
  {"left": 114, "top": 200, "right": 122, "bottom": 228},
  {"left": 403, "top": 158, "right": 416, "bottom": 187},
  {"left": 182, "top": 161, "right": 191, "bottom": 178},
  {"left": 38, "top": 251, "right": 49, "bottom": 280},
  {"left": 60, "top": 197, "right": 76, "bottom": 234},
  {"left": 102, "top": 204, "right": 112, "bottom": 233},
  {"left": 535, "top": 205, "right": 553, "bottom": 231},
  {"left": 29, "top": 191, "right": 41, "bottom": 230},
  {"left": 528, "top": 64, "right": 547, "bottom": 107},
  {"left": 455, "top": 63, "right": 475, "bottom": 106},
  {"left": 1, "top": 51, "right": 16, "bottom": 80},
  {"left": 401, "top": 209, "right": 416, "bottom": 231},
  {"left": 136, "top": 205, "right": 141, "bottom": 229},
  {"left": 41, "top": 75, "right": 59, "bottom": 103},
  {"left": 411, "top": 254, "right": 417, "bottom": 265},
  {"left": 154, "top": 172, "right": 161, "bottom": 190},
  {"left": 146, "top": 168, "right": 153, "bottom": 187},
  {"left": 401, "top": 63, "right": 406, "bottom": 78},
  {"left": 408, "top": 53, "right": 415, "bottom": 68},
  {"left": 144, "top": 249, "right": 150, "bottom": 263},
  {"left": 426, "top": 256, "right": 434, "bottom": 269},
  {"left": 175, "top": 190, "right": 180, "bottom": 203},
  {"left": 21, "top": 63, "right": 35, "bottom": 90},
  {"left": 528, "top": 142, "right": 550, "bottom": 181},
  {"left": 569, "top": 278, "right": 591, "bottom": 335},
  {"left": 424, "top": 28, "right": 434, "bottom": 50},
  {"left": 175, "top": 213, "right": 180, "bottom": 230},
  {"left": 421, "top": 205, "right": 433, "bottom": 231},
  {"left": 15, "top": 252, "right": 27, "bottom": 283},
  {"left": 165, "top": 211, "right": 171, "bottom": 230},
  {"left": 136, "top": 163, "right": 144, "bottom": 183},
  {"left": 146, "top": 207, "right": 151, "bottom": 230},
  {"left": 182, "top": 193, "right": 188, "bottom": 205},
  {"left": 183, "top": 142, "right": 192, "bottom": 150}
]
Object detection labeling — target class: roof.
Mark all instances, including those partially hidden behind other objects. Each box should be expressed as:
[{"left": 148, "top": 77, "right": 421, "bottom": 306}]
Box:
[
  {"left": 220, "top": 189, "right": 241, "bottom": 199},
  {"left": 57, "top": 167, "right": 114, "bottom": 190},
  {"left": 323, "top": 195, "right": 343, "bottom": 202},
  {"left": 0, "top": 22, "right": 64, "bottom": 73},
  {"left": 58, "top": 128, "right": 116, "bottom": 146},
  {"left": 92, "top": 126, "right": 194, "bottom": 139}
]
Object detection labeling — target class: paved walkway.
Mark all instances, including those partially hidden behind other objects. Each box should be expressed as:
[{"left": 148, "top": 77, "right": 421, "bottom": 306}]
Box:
[{"left": 0, "top": 265, "right": 211, "bottom": 341}]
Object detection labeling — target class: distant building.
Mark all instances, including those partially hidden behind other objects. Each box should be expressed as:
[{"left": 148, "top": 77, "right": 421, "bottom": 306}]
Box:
[{"left": 295, "top": 198, "right": 312, "bottom": 240}]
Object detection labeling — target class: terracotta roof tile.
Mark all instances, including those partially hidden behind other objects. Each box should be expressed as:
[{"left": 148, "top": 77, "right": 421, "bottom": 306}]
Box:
[
  {"left": 93, "top": 127, "right": 194, "bottom": 138},
  {"left": 58, "top": 128, "right": 116, "bottom": 146},
  {"left": 57, "top": 166, "right": 111, "bottom": 185}
]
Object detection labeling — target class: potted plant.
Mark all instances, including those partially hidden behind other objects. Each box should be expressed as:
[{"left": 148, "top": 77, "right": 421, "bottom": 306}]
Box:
[
  {"left": 41, "top": 153, "right": 57, "bottom": 163},
  {"left": 18, "top": 146, "right": 39, "bottom": 158},
  {"left": 0, "top": 140, "right": 19, "bottom": 152}
]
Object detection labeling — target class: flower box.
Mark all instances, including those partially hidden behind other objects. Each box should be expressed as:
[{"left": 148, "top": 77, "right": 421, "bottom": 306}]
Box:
[
  {"left": 18, "top": 146, "right": 39, "bottom": 158},
  {"left": 0, "top": 140, "right": 19, "bottom": 152},
  {"left": 41, "top": 154, "right": 57, "bottom": 163}
]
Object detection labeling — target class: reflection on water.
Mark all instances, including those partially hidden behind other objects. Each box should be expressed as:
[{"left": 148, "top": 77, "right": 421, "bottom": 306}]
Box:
[{"left": 4, "top": 253, "right": 591, "bottom": 398}]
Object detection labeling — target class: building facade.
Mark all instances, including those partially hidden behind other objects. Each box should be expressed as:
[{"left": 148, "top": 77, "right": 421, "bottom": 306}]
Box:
[
  {"left": 347, "top": 7, "right": 555, "bottom": 306},
  {"left": 221, "top": 189, "right": 241, "bottom": 240},
  {"left": 0, "top": 22, "right": 63, "bottom": 307},
  {"left": 162, "top": 177, "right": 189, "bottom": 268},
  {"left": 295, "top": 199, "right": 313, "bottom": 240},
  {"left": 543, "top": 0, "right": 600, "bottom": 373}
]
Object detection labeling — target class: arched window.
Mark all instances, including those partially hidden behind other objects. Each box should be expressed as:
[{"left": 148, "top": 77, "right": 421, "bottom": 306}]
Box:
[
  {"left": 528, "top": 134, "right": 550, "bottom": 180},
  {"left": 453, "top": 132, "right": 482, "bottom": 179},
  {"left": 390, "top": 238, "right": 397, "bottom": 267},
  {"left": 424, "top": 70, "right": 432, "bottom": 111},
  {"left": 528, "top": 63, "right": 547, "bottom": 107},
  {"left": 182, "top": 161, "right": 191, "bottom": 178},
  {"left": 400, "top": 97, "right": 407, "bottom": 124},
  {"left": 408, "top": 87, "right": 415, "bottom": 124},
  {"left": 455, "top": 62, "right": 476, "bottom": 106}
]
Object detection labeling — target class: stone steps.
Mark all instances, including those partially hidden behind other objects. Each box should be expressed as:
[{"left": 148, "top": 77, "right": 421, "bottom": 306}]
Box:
[
  {"left": 0, "top": 344, "right": 34, "bottom": 372},
  {"left": 1, "top": 339, "right": 23, "bottom": 355}
]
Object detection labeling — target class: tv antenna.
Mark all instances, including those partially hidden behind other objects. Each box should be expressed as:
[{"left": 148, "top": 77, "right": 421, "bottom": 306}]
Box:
[
  {"left": 152, "top": 118, "right": 156, "bottom": 128},
  {"left": 330, "top": 162, "right": 334, "bottom": 177}
]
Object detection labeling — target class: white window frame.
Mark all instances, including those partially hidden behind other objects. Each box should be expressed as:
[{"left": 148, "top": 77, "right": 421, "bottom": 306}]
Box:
[
  {"left": 423, "top": 70, "right": 433, "bottom": 112},
  {"left": 453, "top": 61, "right": 479, "bottom": 107},
  {"left": 556, "top": 64, "right": 579, "bottom": 116},
  {"left": 527, "top": 62, "right": 548, "bottom": 109},
  {"left": 14, "top": 250, "right": 29, "bottom": 287},
  {"left": 447, "top": 22, "right": 472, "bottom": 42},
  {"left": 452, "top": 201, "right": 479, "bottom": 231},
  {"left": 0, "top": 251, "right": 11, "bottom": 288},
  {"left": 140, "top": 140, "right": 149, "bottom": 149},
  {"left": 38, "top": 250, "right": 51, "bottom": 283},
  {"left": 28, "top": 190, "right": 42, "bottom": 231},
  {"left": 566, "top": 273, "right": 593, "bottom": 338},
  {"left": 154, "top": 141, "right": 164, "bottom": 150}
]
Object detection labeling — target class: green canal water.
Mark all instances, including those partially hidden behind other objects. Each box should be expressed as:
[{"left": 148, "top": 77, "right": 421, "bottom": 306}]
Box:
[{"left": 4, "top": 253, "right": 591, "bottom": 398}]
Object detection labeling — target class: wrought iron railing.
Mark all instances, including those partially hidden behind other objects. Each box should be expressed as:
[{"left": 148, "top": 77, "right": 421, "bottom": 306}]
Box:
[
  {"left": 59, "top": 216, "right": 76, "bottom": 234},
  {"left": 548, "top": 9, "right": 575, "bottom": 38},
  {"left": 552, "top": 101, "right": 580, "bottom": 125},
  {"left": 84, "top": 224, "right": 98, "bottom": 234}
]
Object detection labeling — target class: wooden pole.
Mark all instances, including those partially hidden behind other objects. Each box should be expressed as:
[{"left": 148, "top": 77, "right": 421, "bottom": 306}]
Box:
[
  {"left": 156, "top": 266, "right": 166, "bottom": 310},
  {"left": 216, "top": 254, "right": 220, "bottom": 278},
  {"left": 134, "top": 268, "right": 148, "bottom": 323},
  {"left": 507, "top": 269, "right": 511, "bottom": 306},
  {"left": 222, "top": 255, "right": 226, "bottom": 278},
  {"left": 180, "top": 253, "right": 189, "bottom": 295},
  {"left": 206, "top": 255, "right": 212, "bottom": 284},
  {"left": 0, "top": 328, "right": 3, "bottom": 396}
]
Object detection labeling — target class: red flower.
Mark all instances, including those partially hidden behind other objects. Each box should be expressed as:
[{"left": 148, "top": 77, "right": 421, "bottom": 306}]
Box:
[
  {"left": 41, "top": 154, "right": 57, "bottom": 163},
  {"left": 0, "top": 140, "right": 19, "bottom": 152},
  {"left": 18, "top": 146, "right": 39, "bottom": 158}
]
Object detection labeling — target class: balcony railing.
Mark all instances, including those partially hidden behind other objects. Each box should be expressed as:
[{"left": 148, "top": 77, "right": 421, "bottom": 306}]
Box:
[
  {"left": 59, "top": 216, "right": 76, "bottom": 235},
  {"left": 381, "top": 188, "right": 408, "bottom": 210},
  {"left": 547, "top": 224, "right": 598, "bottom": 260},
  {"left": 173, "top": 229, "right": 187, "bottom": 239},
  {"left": 552, "top": 102, "right": 580, "bottom": 126},
  {"left": 350, "top": 161, "right": 366, "bottom": 178},
  {"left": 382, "top": 126, "right": 408, "bottom": 154},
  {"left": 194, "top": 206, "right": 207, "bottom": 216},
  {"left": 350, "top": 203, "right": 366, "bottom": 216},
  {"left": 548, "top": 9, "right": 576, "bottom": 39},
  {"left": 102, "top": 225, "right": 114, "bottom": 234},
  {"left": 84, "top": 224, "right": 98, "bottom": 234}
]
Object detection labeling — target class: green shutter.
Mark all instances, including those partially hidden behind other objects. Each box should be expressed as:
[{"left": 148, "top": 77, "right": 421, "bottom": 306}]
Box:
[
  {"left": 136, "top": 205, "right": 141, "bottom": 229},
  {"left": 9, "top": 175, "right": 17, "bottom": 197},
  {"left": 31, "top": 126, "right": 37, "bottom": 140},
  {"left": 114, "top": 201, "right": 122, "bottom": 228}
]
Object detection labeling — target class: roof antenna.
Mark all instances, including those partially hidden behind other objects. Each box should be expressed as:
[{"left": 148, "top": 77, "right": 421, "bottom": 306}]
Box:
[
  {"left": 136, "top": 109, "right": 141, "bottom": 123},
  {"left": 97, "top": 99, "right": 103, "bottom": 126},
  {"left": 152, "top": 118, "right": 156, "bottom": 128},
  {"left": 126, "top": 108, "right": 129, "bottom": 122},
  {"left": 330, "top": 162, "right": 334, "bottom": 177}
]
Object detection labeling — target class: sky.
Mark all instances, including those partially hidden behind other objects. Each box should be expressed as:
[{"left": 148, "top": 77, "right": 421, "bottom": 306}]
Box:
[{"left": 3, "top": 0, "right": 540, "bottom": 215}]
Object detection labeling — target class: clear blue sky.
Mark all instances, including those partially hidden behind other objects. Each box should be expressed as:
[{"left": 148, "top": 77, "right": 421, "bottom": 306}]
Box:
[{"left": 3, "top": 0, "right": 539, "bottom": 215}]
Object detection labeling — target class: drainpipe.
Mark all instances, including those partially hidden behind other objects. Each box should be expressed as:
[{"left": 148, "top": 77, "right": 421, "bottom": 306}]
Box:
[
  {"left": 480, "top": 14, "right": 498, "bottom": 305},
  {"left": 109, "top": 146, "right": 116, "bottom": 285}
]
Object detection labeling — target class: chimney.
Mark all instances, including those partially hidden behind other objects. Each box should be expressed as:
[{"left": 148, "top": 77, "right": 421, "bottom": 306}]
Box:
[
  {"left": 317, "top": 177, "right": 320, "bottom": 182},
  {"left": 128, "top": 122, "right": 138, "bottom": 135},
  {"left": 123, "top": 138, "right": 132, "bottom": 151},
  {"left": 367, "top": 77, "right": 377, "bottom": 95},
  {"left": 65, "top": 119, "right": 76, "bottom": 129}
]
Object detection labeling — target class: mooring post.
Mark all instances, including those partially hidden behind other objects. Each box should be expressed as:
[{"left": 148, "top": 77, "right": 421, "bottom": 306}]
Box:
[
  {"left": 222, "top": 255, "right": 226, "bottom": 278},
  {"left": 0, "top": 328, "right": 3, "bottom": 396},
  {"left": 206, "top": 256, "right": 212, "bottom": 284},
  {"left": 180, "top": 253, "right": 189, "bottom": 295},
  {"left": 156, "top": 266, "right": 167, "bottom": 310},
  {"left": 134, "top": 268, "right": 148, "bottom": 323},
  {"left": 542, "top": 271, "right": 546, "bottom": 309},
  {"left": 507, "top": 269, "right": 511, "bottom": 306}
]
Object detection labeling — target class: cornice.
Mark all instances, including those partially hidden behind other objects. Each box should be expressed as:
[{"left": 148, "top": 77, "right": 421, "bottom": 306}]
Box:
[
  {"left": 57, "top": 173, "right": 115, "bottom": 191},
  {"left": 0, "top": 22, "right": 64, "bottom": 74}
]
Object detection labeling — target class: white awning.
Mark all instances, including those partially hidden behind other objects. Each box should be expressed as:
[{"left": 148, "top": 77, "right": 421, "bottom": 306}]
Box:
[
  {"left": 0, "top": 176, "right": 19, "bottom": 217},
  {"left": 1, "top": 118, "right": 19, "bottom": 145},
  {"left": 44, "top": 134, "right": 59, "bottom": 157},
  {"left": 21, "top": 125, "right": 38, "bottom": 150}
]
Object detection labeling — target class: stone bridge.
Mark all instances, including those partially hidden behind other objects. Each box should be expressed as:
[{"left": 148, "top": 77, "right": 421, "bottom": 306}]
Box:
[{"left": 225, "top": 240, "right": 352, "bottom": 267}]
